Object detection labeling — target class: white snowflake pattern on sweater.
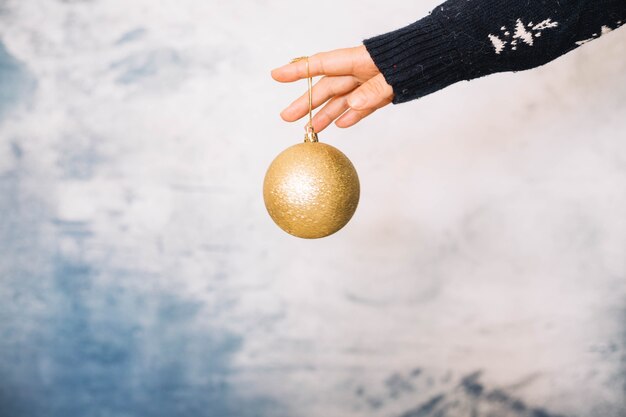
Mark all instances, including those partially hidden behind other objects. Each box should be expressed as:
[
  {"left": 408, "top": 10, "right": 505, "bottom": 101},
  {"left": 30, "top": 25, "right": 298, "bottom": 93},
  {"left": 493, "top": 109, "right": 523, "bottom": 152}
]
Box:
[{"left": 488, "top": 18, "right": 559, "bottom": 54}]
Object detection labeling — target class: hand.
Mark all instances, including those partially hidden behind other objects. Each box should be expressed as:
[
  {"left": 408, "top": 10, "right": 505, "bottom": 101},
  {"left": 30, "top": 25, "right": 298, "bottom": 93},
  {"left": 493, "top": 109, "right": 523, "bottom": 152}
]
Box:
[{"left": 271, "top": 45, "right": 394, "bottom": 132}]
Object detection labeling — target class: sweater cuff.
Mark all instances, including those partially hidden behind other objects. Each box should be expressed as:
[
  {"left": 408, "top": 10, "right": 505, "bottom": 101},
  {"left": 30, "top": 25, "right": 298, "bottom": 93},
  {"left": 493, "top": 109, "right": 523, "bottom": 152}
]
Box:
[{"left": 363, "top": 13, "right": 467, "bottom": 104}]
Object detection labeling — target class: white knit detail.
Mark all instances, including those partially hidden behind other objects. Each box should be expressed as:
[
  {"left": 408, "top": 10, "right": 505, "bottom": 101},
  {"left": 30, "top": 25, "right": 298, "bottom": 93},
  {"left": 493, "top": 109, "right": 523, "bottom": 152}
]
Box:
[
  {"left": 489, "top": 17, "right": 559, "bottom": 54},
  {"left": 514, "top": 19, "right": 534, "bottom": 46},
  {"left": 533, "top": 19, "right": 559, "bottom": 30},
  {"left": 488, "top": 34, "right": 506, "bottom": 54}
]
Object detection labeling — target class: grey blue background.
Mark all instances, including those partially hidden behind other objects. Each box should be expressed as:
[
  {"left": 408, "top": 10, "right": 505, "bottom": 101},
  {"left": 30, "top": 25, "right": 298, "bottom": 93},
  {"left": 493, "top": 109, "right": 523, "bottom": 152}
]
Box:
[{"left": 0, "top": 1, "right": 625, "bottom": 416}]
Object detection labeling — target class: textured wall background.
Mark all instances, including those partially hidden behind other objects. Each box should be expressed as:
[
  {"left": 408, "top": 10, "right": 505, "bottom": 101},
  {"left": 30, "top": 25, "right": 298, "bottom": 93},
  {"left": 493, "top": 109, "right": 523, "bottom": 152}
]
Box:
[{"left": 0, "top": 1, "right": 625, "bottom": 416}]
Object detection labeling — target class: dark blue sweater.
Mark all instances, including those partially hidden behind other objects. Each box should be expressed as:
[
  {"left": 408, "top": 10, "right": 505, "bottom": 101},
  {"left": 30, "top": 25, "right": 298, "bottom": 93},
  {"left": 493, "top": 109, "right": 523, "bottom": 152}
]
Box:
[{"left": 364, "top": 0, "right": 626, "bottom": 103}]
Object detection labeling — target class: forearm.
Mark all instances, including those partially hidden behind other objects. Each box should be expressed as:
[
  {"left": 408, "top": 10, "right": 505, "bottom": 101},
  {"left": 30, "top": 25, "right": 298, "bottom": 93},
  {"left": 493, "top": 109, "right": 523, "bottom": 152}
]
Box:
[{"left": 364, "top": 0, "right": 626, "bottom": 103}]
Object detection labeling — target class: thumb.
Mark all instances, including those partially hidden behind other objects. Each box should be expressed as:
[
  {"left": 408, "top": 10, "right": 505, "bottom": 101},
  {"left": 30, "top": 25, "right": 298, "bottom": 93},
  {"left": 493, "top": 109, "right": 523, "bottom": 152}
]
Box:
[{"left": 347, "top": 73, "right": 393, "bottom": 110}]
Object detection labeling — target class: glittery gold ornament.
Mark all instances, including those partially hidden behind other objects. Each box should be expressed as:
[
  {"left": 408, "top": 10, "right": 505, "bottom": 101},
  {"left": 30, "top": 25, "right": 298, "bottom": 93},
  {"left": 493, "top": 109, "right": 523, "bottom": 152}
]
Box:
[
  {"left": 263, "top": 57, "right": 360, "bottom": 239},
  {"left": 264, "top": 139, "right": 360, "bottom": 239}
]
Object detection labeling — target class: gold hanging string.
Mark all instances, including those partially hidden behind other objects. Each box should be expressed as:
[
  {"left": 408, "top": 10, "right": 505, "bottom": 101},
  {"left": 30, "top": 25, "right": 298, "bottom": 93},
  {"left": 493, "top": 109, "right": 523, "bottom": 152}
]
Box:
[{"left": 290, "top": 56, "right": 318, "bottom": 143}]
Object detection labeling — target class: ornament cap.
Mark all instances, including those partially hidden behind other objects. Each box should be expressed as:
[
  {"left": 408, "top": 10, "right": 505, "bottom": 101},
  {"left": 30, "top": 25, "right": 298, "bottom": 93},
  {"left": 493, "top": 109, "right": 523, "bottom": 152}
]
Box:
[{"left": 304, "top": 124, "right": 318, "bottom": 143}]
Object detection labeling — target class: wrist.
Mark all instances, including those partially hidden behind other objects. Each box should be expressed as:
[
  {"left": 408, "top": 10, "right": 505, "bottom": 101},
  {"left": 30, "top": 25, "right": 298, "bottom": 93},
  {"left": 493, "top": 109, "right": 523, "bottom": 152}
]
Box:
[{"left": 363, "top": 12, "right": 467, "bottom": 104}]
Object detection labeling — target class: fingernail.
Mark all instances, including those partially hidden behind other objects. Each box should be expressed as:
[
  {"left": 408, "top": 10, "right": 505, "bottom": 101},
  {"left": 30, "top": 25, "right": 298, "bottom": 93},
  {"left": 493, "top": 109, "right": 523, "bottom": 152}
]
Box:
[{"left": 348, "top": 93, "right": 365, "bottom": 109}]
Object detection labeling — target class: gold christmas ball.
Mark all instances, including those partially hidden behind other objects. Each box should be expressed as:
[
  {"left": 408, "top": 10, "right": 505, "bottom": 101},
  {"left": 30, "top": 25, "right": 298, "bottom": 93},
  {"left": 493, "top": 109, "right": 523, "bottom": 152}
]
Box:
[{"left": 263, "top": 141, "right": 360, "bottom": 239}]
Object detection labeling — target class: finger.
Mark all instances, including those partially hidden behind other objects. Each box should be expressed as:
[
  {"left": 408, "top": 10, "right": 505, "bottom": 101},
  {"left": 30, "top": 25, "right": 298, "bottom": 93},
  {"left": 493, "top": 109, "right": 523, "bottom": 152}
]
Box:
[
  {"left": 310, "top": 95, "right": 350, "bottom": 132},
  {"left": 337, "top": 79, "right": 393, "bottom": 128},
  {"left": 271, "top": 47, "right": 361, "bottom": 82},
  {"left": 280, "top": 76, "right": 359, "bottom": 122},
  {"left": 335, "top": 108, "right": 377, "bottom": 129},
  {"left": 346, "top": 73, "right": 393, "bottom": 110}
]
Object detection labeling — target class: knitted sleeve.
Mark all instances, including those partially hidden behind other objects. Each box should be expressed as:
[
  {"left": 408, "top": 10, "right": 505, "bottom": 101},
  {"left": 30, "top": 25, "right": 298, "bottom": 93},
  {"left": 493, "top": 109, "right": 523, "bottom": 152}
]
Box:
[{"left": 363, "top": 0, "right": 626, "bottom": 103}]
